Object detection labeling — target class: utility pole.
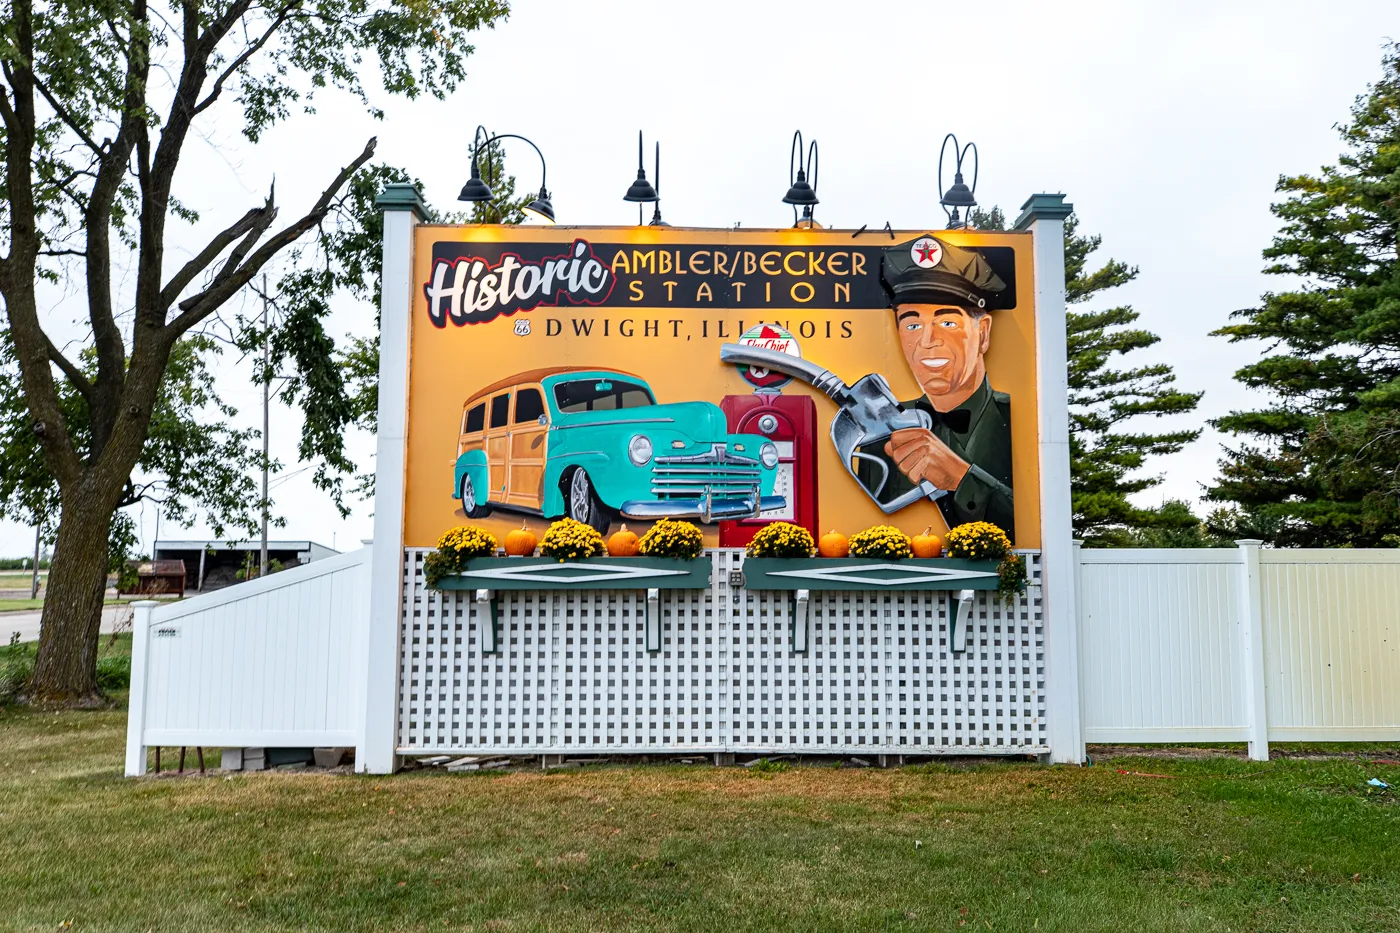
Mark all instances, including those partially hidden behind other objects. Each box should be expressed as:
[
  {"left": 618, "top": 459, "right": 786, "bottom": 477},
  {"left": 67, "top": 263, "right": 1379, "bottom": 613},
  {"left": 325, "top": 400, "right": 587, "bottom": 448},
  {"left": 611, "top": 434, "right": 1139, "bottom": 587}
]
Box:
[
  {"left": 260, "top": 272, "right": 270, "bottom": 578},
  {"left": 30, "top": 520, "right": 41, "bottom": 600}
]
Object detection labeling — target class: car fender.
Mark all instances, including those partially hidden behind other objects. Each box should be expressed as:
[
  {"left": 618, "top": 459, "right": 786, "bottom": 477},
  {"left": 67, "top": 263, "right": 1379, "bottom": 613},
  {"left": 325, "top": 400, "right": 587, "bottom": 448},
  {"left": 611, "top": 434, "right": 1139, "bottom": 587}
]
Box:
[
  {"left": 542, "top": 451, "right": 616, "bottom": 517},
  {"left": 453, "top": 450, "right": 489, "bottom": 498},
  {"left": 543, "top": 452, "right": 656, "bottom": 518}
]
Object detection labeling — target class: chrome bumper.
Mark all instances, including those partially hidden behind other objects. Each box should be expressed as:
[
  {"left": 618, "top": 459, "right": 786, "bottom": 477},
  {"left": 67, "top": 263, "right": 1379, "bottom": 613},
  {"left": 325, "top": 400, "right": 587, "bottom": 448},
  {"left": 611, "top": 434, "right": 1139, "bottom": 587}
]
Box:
[{"left": 620, "top": 494, "right": 788, "bottom": 523}]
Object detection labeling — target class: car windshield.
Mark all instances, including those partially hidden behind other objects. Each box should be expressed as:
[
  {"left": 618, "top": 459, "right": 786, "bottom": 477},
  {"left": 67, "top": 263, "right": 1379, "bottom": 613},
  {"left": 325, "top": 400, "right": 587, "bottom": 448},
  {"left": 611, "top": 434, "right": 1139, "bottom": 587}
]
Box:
[{"left": 553, "top": 378, "right": 655, "bottom": 413}]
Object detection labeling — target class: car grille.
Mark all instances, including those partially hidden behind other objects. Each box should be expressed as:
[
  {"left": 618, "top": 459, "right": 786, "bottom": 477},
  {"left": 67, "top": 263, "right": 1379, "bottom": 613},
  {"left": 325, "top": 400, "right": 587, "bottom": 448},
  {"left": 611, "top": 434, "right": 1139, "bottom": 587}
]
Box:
[{"left": 650, "top": 443, "right": 761, "bottom": 500}]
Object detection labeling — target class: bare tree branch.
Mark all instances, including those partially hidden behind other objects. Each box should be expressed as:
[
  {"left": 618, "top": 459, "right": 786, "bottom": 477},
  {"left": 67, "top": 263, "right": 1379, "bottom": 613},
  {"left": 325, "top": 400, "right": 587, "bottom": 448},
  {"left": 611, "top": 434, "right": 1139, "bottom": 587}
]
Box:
[
  {"left": 166, "top": 137, "right": 377, "bottom": 337},
  {"left": 158, "top": 202, "right": 274, "bottom": 307}
]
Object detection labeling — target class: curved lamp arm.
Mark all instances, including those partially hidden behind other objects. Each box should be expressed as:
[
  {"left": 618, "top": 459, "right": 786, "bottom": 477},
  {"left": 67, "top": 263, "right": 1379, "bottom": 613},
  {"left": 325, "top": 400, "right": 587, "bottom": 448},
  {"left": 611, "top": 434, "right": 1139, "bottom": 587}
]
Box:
[{"left": 477, "top": 132, "right": 549, "bottom": 192}]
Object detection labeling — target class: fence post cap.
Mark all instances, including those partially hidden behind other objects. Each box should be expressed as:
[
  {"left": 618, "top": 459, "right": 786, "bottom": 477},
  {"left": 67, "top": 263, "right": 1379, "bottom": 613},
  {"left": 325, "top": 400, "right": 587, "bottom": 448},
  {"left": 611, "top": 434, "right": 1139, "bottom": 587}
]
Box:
[
  {"left": 131, "top": 600, "right": 160, "bottom": 608},
  {"left": 1233, "top": 539, "right": 1265, "bottom": 547}
]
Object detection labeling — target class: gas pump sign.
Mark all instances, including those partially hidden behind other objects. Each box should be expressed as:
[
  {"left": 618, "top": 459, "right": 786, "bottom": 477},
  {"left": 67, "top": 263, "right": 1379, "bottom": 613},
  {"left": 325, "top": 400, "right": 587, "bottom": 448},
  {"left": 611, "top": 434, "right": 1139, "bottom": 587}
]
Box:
[{"left": 402, "top": 226, "right": 1042, "bottom": 550}]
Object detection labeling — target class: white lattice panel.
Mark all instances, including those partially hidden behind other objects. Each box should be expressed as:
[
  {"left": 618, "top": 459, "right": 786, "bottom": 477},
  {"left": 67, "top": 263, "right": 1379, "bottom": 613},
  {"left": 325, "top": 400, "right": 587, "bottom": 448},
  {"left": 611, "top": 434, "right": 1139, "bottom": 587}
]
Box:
[{"left": 397, "top": 549, "right": 1045, "bottom": 755}]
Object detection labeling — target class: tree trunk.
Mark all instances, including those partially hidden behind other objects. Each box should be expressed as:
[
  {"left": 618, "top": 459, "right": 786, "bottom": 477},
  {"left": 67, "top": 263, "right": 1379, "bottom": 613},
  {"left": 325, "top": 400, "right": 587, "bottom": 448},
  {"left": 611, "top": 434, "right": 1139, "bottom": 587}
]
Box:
[{"left": 27, "top": 484, "right": 118, "bottom": 705}]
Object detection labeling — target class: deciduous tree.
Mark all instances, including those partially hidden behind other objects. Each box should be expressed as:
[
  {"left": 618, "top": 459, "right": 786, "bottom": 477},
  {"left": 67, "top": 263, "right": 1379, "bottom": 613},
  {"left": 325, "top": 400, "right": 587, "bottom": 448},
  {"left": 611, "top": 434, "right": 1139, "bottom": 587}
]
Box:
[{"left": 0, "top": 0, "right": 509, "bottom": 703}]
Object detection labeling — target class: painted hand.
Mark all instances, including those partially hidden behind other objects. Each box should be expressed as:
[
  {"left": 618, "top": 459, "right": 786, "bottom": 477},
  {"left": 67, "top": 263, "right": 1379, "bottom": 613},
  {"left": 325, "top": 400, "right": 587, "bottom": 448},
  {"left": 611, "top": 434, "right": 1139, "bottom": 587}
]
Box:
[{"left": 884, "top": 427, "right": 971, "bottom": 491}]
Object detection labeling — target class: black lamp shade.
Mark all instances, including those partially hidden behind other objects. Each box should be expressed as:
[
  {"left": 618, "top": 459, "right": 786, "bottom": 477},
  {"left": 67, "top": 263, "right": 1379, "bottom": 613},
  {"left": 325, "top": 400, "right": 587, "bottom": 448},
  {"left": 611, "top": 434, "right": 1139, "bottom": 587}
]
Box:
[
  {"left": 782, "top": 169, "right": 819, "bottom": 206},
  {"left": 523, "top": 188, "right": 555, "bottom": 224},
  {"left": 939, "top": 172, "right": 977, "bottom": 209},
  {"left": 458, "top": 169, "right": 494, "bottom": 203},
  {"left": 625, "top": 169, "right": 659, "bottom": 203}
]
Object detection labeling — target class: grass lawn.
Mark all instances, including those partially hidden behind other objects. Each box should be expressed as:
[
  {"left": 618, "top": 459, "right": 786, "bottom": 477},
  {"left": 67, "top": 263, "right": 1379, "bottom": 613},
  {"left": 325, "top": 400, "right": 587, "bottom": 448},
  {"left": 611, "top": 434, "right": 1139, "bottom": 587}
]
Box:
[
  {"left": 0, "top": 682, "right": 1397, "bottom": 931},
  {"left": 0, "top": 597, "right": 139, "bottom": 613}
]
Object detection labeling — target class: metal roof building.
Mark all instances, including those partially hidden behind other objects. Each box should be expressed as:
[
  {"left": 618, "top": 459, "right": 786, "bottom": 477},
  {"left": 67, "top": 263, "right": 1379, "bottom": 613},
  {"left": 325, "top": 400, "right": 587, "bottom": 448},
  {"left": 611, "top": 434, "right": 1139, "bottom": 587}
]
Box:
[{"left": 153, "top": 539, "right": 339, "bottom": 593}]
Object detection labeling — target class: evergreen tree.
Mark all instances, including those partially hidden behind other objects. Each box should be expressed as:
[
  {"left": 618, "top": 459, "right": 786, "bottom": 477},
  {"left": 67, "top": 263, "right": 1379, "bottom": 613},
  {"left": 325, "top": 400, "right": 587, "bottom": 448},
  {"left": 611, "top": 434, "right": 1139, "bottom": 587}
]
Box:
[
  {"left": 1208, "top": 43, "right": 1400, "bottom": 547},
  {"left": 971, "top": 208, "right": 1204, "bottom": 544}
]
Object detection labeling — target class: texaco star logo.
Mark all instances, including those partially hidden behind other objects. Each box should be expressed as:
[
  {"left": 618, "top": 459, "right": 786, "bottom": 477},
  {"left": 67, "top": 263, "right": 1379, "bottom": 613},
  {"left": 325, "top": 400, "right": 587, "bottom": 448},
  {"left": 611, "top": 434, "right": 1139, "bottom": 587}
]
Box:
[{"left": 911, "top": 236, "right": 942, "bottom": 268}]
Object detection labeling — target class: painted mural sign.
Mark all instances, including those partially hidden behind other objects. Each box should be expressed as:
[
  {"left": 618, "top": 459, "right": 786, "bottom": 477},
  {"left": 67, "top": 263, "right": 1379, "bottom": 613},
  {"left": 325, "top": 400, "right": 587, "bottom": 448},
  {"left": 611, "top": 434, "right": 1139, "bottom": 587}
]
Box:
[{"left": 403, "top": 227, "right": 1040, "bottom": 549}]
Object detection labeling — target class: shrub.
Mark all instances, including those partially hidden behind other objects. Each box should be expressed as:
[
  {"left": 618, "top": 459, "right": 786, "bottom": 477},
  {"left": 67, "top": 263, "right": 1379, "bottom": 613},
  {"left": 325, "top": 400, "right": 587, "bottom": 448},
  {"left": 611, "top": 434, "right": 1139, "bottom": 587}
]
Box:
[
  {"left": 96, "top": 654, "right": 131, "bottom": 692},
  {"left": 745, "top": 522, "right": 815, "bottom": 558},
  {"left": 0, "top": 633, "right": 33, "bottom": 704},
  {"left": 638, "top": 519, "right": 704, "bottom": 560},
  {"left": 539, "top": 518, "right": 606, "bottom": 560},
  {"left": 848, "top": 525, "right": 912, "bottom": 559}
]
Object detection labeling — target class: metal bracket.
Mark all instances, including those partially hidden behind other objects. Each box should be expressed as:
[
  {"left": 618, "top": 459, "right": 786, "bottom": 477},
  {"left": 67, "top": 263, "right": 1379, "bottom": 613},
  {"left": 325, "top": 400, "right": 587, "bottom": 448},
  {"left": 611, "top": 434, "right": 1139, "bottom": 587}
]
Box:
[
  {"left": 475, "top": 588, "right": 498, "bottom": 653},
  {"left": 645, "top": 587, "right": 661, "bottom": 652},
  {"left": 949, "top": 588, "right": 975, "bottom": 653},
  {"left": 791, "top": 588, "right": 810, "bottom": 653}
]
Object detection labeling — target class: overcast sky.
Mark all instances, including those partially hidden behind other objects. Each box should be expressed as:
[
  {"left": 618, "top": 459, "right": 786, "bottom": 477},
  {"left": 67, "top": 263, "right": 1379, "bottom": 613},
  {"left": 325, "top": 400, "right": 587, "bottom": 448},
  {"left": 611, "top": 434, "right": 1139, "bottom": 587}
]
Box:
[{"left": 2, "top": 0, "right": 1396, "bottom": 558}]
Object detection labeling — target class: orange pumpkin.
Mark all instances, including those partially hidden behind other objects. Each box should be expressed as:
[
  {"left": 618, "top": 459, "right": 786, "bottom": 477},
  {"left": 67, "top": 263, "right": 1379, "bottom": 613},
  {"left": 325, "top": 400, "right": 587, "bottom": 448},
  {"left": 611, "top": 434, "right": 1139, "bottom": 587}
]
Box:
[
  {"left": 504, "top": 522, "right": 538, "bottom": 557},
  {"left": 608, "top": 523, "right": 641, "bottom": 557},
  {"left": 818, "top": 529, "right": 850, "bottom": 558},
  {"left": 911, "top": 527, "right": 942, "bottom": 559}
]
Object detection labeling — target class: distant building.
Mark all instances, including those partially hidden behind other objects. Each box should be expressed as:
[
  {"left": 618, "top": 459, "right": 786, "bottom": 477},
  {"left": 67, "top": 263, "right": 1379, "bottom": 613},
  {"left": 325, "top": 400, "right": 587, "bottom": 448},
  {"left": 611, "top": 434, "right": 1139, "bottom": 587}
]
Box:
[
  {"left": 120, "top": 559, "right": 187, "bottom": 597},
  {"left": 153, "top": 540, "right": 339, "bottom": 593}
]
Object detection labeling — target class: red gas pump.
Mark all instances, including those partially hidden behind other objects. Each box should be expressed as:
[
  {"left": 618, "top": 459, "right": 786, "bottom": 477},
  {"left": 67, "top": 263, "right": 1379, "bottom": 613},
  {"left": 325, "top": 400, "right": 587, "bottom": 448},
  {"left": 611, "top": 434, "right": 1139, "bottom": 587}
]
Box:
[{"left": 719, "top": 325, "right": 819, "bottom": 547}]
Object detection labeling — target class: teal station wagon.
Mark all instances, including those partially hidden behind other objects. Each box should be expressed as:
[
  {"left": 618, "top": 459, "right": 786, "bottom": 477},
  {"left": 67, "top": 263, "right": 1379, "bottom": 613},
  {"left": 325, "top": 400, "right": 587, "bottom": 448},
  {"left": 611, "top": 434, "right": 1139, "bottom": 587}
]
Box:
[{"left": 452, "top": 367, "right": 786, "bottom": 533}]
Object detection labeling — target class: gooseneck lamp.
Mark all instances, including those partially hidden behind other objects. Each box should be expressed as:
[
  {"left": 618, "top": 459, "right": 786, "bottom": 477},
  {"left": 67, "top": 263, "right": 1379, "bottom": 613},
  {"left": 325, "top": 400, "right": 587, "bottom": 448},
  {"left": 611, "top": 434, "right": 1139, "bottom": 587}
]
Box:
[
  {"left": 938, "top": 133, "right": 978, "bottom": 230},
  {"left": 623, "top": 130, "right": 660, "bottom": 225},
  {"left": 782, "top": 130, "right": 819, "bottom": 228},
  {"left": 458, "top": 125, "right": 556, "bottom": 224}
]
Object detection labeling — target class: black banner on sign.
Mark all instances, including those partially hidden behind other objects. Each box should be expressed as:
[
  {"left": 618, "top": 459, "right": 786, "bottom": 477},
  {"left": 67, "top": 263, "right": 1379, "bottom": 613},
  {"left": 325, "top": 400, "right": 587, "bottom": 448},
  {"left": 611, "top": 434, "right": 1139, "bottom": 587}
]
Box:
[{"left": 425, "top": 239, "right": 1017, "bottom": 327}]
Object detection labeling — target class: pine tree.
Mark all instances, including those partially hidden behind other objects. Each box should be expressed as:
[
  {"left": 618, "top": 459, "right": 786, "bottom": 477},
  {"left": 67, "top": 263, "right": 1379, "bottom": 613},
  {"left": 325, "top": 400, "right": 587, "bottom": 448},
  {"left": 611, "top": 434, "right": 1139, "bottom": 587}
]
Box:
[
  {"left": 1208, "top": 43, "right": 1400, "bottom": 547},
  {"left": 971, "top": 208, "right": 1204, "bottom": 544}
]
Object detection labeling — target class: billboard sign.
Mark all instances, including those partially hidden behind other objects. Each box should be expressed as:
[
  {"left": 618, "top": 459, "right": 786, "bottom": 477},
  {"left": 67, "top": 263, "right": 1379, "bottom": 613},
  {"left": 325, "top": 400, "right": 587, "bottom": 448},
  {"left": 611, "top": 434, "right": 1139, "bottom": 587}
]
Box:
[{"left": 403, "top": 226, "right": 1040, "bottom": 548}]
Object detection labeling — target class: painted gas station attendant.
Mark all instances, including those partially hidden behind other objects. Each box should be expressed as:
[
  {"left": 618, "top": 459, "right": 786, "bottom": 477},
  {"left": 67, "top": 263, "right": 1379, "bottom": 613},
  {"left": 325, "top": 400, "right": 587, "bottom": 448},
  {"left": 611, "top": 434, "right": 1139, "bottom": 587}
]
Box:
[{"left": 857, "top": 235, "right": 1015, "bottom": 537}]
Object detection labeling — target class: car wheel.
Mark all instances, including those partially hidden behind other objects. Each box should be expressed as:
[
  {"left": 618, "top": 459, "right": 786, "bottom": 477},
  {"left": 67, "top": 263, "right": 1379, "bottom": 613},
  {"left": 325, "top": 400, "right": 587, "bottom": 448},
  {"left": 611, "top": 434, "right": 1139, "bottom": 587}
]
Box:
[
  {"left": 566, "top": 468, "right": 610, "bottom": 535},
  {"left": 459, "top": 474, "right": 491, "bottom": 519}
]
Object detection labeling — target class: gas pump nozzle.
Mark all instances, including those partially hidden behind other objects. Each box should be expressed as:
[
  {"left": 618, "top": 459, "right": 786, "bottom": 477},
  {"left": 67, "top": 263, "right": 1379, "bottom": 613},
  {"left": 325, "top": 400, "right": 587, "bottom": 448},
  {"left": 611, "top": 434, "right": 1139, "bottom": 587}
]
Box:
[{"left": 719, "top": 344, "right": 947, "bottom": 512}]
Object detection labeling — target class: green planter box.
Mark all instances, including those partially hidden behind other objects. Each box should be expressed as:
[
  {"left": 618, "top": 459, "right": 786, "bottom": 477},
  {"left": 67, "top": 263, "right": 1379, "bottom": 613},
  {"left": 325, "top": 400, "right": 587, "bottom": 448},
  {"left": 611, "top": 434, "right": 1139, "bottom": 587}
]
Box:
[
  {"left": 432, "top": 556, "right": 710, "bottom": 655},
  {"left": 741, "top": 557, "right": 1000, "bottom": 591},
  {"left": 432, "top": 556, "right": 711, "bottom": 591},
  {"left": 741, "top": 557, "right": 1003, "bottom": 655}
]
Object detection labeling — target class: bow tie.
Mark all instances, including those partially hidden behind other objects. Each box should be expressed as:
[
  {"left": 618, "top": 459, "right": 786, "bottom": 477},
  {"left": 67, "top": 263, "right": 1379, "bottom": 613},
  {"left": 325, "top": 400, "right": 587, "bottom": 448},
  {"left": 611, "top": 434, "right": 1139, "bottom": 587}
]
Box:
[{"left": 928, "top": 407, "right": 972, "bottom": 434}]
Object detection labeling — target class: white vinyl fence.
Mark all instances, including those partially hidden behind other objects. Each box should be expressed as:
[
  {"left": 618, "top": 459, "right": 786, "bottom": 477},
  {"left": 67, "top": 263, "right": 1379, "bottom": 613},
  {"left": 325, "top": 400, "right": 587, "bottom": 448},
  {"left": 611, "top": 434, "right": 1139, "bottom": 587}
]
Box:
[
  {"left": 124, "top": 547, "right": 370, "bottom": 776},
  {"left": 124, "top": 541, "right": 1399, "bottom": 774},
  {"left": 1077, "top": 541, "right": 1400, "bottom": 759}
]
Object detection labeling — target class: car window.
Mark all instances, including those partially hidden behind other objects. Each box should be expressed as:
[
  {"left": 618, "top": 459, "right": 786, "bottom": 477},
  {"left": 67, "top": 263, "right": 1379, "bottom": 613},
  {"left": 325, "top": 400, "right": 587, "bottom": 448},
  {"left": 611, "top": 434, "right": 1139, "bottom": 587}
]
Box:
[
  {"left": 553, "top": 379, "right": 655, "bottom": 413},
  {"left": 489, "top": 393, "right": 510, "bottom": 428},
  {"left": 463, "top": 403, "right": 485, "bottom": 434},
  {"left": 514, "top": 388, "right": 545, "bottom": 423}
]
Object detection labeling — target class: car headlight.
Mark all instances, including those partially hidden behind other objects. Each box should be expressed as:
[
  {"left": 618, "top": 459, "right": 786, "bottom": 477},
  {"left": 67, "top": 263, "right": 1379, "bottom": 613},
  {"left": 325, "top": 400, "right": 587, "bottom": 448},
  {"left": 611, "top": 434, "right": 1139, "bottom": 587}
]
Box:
[
  {"left": 628, "top": 434, "right": 654, "bottom": 466},
  {"left": 760, "top": 441, "right": 779, "bottom": 469}
]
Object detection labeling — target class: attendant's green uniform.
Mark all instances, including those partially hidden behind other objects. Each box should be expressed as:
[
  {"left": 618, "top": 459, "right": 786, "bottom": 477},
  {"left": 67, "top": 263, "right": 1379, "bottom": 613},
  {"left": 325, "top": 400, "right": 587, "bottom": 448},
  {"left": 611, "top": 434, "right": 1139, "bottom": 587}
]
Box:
[{"left": 855, "top": 378, "right": 1014, "bottom": 538}]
